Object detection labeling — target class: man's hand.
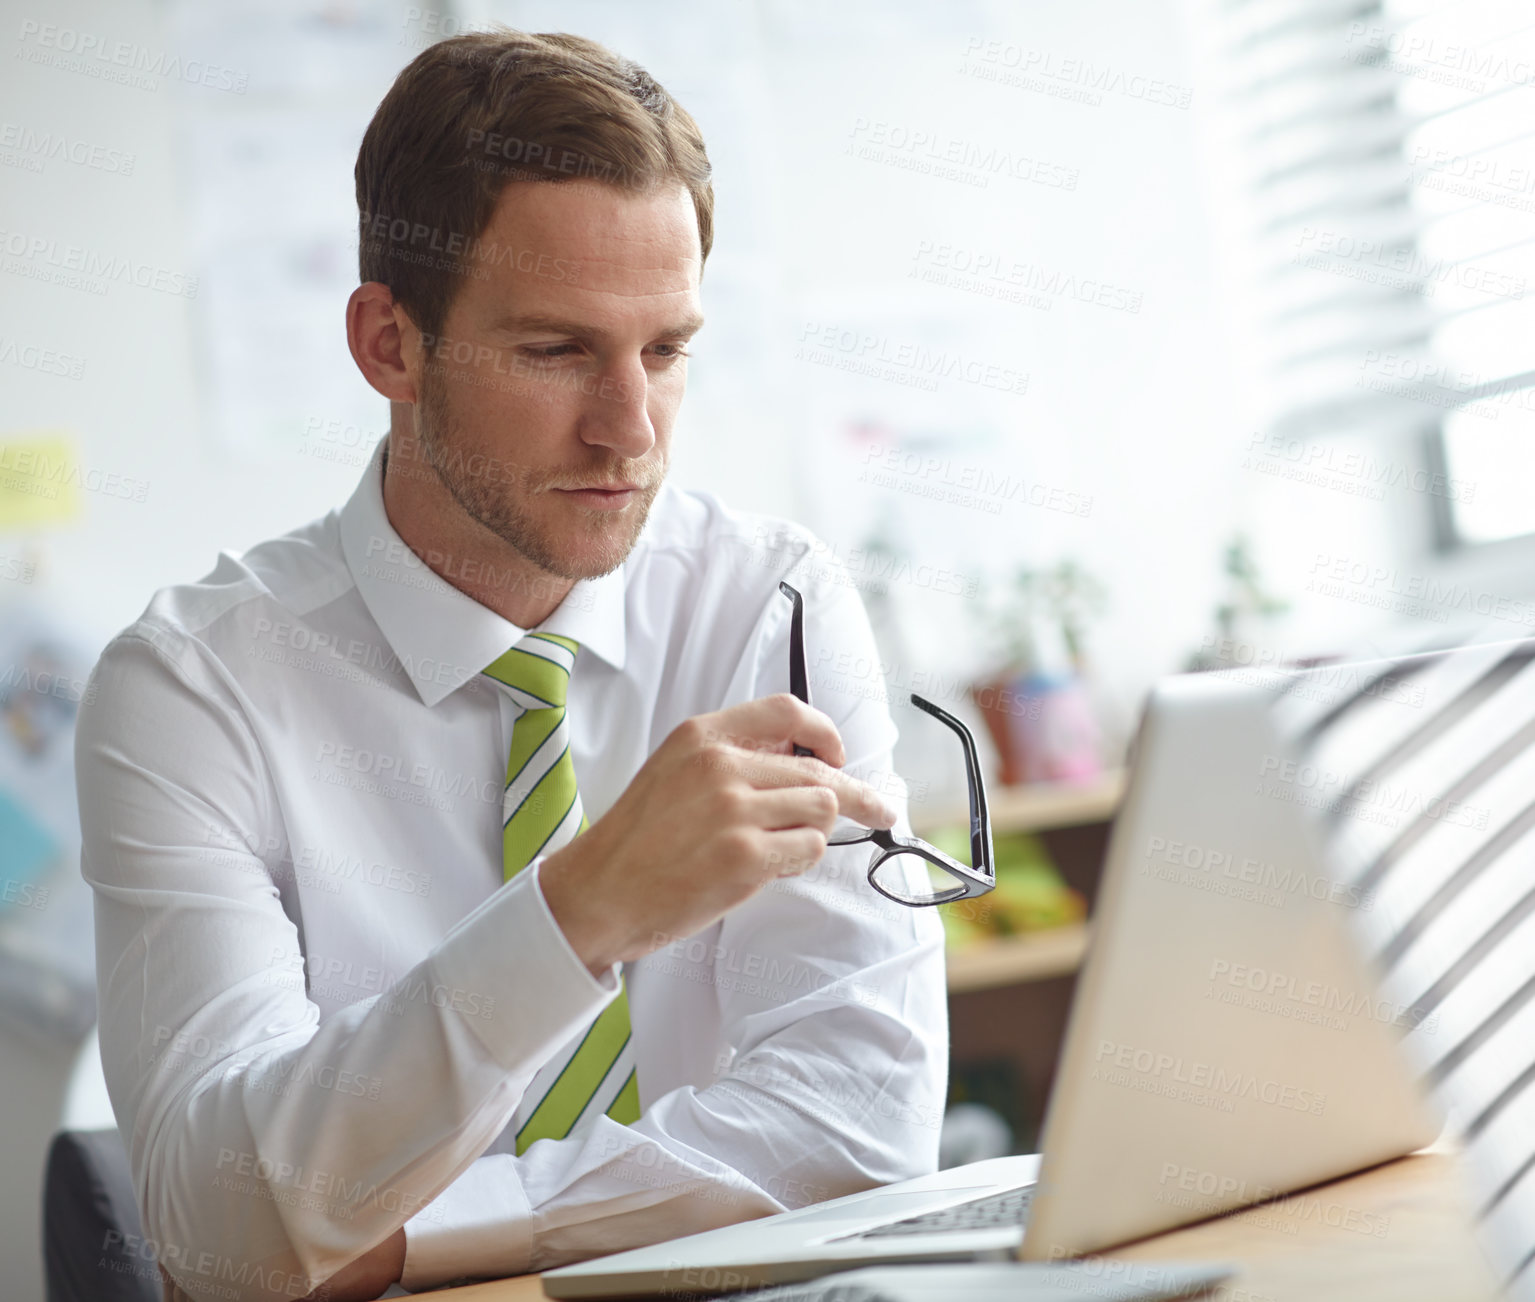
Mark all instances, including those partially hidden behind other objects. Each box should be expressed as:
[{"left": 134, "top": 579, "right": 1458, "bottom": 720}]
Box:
[{"left": 540, "top": 693, "right": 898, "bottom": 976}]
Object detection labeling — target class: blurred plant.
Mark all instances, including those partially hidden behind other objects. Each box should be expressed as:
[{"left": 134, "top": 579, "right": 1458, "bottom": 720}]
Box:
[
  {"left": 982, "top": 559, "right": 1107, "bottom": 675},
  {"left": 1183, "top": 534, "right": 1290, "bottom": 672},
  {"left": 1214, "top": 535, "right": 1288, "bottom": 640}
]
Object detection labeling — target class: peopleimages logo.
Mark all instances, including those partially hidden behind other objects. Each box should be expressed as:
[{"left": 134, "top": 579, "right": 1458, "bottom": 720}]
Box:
[
  {"left": 1155, "top": 1162, "right": 1391, "bottom": 1238},
  {"left": 795, "top": 322, "right": 1032, "bottom": 398},
  {"left": 1206, "top": 959, "right": 1438, "bottom": 1034},
  {"left": 853, "top": 443, "right": 1092, "bottom": 517},
  {"left": 0, "top": 122, "right": 135, "bottom": 174},
  {"left": 1256, "top": 753, "right": 1491, "bottom": 832},
  {"left": 1341, "top": 20, "right": 1534, "bottom": 92},
  {"left": 959, "top": 36, "right": 1195, "bottom": 110},
  {"left": 846, "top": 117, "right": 1080, "bottom": 191},
  {"left": 357, "top": 211, "right": 581, "bottom": 282},
  {"left": 1305, "top": 551, "right": 1535, "bottom": 629},
  {"left": 1294, "top": 226, "right": 1526, "bottom": 301},
  {"left": 1243, "top": 430, "right": 1476, "bottom": 505},
  {"left": 15, "top": 20, "right": 249, "bottom": 93},
  {"left": 1141, "top": 834, "right": 1370, "bottom": 910},
  {"left": 0, "top": 226, "right": 198, "bottom": 298},
  {"left": 910, "top": 240, "right": 1144, "bottom": 315},
  {"left": 1091, "top": 1039, "right": 1327, "bottom": 1116}
]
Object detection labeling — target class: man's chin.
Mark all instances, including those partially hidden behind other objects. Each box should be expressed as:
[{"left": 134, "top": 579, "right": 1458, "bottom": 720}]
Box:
[
  {"left": 547, "top": 547, "right": 627, "bottom": 582},
  {"left": 533, "top": 502, "right": 653, "bottom": 580}
]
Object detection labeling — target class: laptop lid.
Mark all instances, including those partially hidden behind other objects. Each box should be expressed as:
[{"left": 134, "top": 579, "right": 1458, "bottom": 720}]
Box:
[{"left": 1020, "top": 668, "right": 1439, "bottom": 1260}]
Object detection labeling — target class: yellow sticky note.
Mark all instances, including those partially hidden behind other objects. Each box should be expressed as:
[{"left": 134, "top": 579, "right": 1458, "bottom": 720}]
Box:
[{"left": 0, "top": 432, "right": 84, "bottom": 528}]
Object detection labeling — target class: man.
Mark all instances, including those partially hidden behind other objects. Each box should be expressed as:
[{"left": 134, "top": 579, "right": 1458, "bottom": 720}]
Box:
[{"left": 78, "top": 28, "right": 946, "bottom": 1301}]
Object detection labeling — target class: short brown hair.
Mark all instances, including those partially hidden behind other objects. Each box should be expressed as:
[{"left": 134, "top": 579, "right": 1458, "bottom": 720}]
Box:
[{"left": 355, "top": 29, "right": 714, "bottom": 338}]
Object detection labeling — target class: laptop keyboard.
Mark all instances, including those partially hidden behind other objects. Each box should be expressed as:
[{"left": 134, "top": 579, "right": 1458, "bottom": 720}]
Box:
[{"left": 829, "top": 1185, "right": 1034, "bottom": 1241}]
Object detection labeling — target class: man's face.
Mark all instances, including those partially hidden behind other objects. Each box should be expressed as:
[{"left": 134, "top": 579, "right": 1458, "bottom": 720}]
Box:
[{"left": 409, "top": 178, "right": 702, "bottom": 580}]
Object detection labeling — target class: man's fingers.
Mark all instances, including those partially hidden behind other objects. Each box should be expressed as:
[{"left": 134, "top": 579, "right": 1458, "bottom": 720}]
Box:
[
  {"left": 722, "top": 749, "right": 897, "bottom": 829},
  {"left": 751, "top": 785, "right": 840, "bottom": 835},
  {"left": 761, "top": 827, "right": 831, "bottom": 879},
  {"left": 700, "top": 694, "right": 847, "bottom": 767}
]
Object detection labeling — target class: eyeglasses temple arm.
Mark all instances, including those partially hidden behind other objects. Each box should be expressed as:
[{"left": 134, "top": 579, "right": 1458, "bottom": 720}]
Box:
[
  {"left": 778, "top": 582, "right": 814, "bottom": 758},
  {"left": 909, "top": 693, "right": 993, "bottom": 876}
]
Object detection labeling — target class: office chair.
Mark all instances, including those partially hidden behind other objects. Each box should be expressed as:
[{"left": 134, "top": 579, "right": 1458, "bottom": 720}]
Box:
[{"left": 43, "top": 1128, "right": 159, "bottom": 1302}]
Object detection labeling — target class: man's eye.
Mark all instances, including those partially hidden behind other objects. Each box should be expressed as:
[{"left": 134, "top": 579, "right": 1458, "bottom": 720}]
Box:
[
  {"left": 527, "top": 344, "right": 578, "bottom": 359},
  {"left": 651, "top": 344, "right": 691, "bottom": 360}
]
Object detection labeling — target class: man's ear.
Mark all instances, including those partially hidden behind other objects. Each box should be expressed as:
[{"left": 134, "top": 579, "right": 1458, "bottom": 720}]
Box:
[{"left": 346, "top": 282, "right": 419, "bottom": 403}]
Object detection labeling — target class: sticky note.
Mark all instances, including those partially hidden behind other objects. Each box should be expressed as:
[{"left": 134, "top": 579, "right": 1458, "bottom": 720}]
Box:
[{"left": 0, "top": 432, "right": 84, "bottom": 528}]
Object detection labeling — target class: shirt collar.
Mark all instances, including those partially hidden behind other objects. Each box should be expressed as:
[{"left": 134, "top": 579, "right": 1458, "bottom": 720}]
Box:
[{"left": 338, "top": 438, "right": 627, "bottom": 708}]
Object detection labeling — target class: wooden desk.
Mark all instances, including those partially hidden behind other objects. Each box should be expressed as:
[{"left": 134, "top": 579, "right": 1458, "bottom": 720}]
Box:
[
  {"left": 1115, "top": 1151, "right": 1499, "bottom": 1302},
  {"left": 414, "top": 1150, "right": 1500, "bottom": 1301}
]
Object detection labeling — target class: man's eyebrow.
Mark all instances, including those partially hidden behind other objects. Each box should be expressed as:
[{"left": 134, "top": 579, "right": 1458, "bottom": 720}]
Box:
[
  {"left": 661, "top": 313, "right": 706, "bottom": 338},
  {"left": 490, "top": 312, "right": 706, "bottom": 339}
]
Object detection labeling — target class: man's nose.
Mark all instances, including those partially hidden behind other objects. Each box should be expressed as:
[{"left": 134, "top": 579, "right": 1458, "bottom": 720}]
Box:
[{"left": 579, "top": 360, "right": 656, "bottom": 459}]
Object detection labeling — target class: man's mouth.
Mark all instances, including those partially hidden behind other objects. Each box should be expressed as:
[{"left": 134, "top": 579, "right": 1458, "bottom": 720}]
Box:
[{"left": 553, "top": 482, "right": 645, "bottom": 510}]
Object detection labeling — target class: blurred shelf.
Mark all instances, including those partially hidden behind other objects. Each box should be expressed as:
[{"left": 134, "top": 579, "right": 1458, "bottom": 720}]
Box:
[
  {"left": 914, "top": 769, "right": 1127, "bottom": 838},
  {"left": 945, "top": 923, "right": 1090, "bottom": 993}
]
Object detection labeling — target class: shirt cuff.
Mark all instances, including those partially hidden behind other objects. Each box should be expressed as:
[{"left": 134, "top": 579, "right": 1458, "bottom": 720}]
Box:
[
  {"left": 531, "top": 857, "right": 622, "bottom": 996},
  {"left": 428, "top": 856, "right": 620, "bottom": 1072},
  {"left": 399, "top": 1154, "right": 534, "bottom": 1291}
]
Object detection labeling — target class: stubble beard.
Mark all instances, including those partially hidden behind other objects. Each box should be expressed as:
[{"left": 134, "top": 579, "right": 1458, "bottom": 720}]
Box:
[{"left": 415, "top": 364, "right": 663, "bottom": 581}]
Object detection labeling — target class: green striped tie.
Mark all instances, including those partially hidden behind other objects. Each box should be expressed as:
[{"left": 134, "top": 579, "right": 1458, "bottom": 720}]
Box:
[{"left": 483, "top": 631, "right": 640, "bottom": 1154}]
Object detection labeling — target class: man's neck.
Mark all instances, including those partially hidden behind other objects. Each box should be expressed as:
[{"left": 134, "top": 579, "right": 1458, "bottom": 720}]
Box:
[{"left": 379, "top": 435, "right": 574, "bottom": 629}]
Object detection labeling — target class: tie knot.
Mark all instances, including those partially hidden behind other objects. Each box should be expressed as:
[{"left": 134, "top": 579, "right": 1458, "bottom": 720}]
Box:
[{"left": 483, "top": 632, "right": 579, "bottom": 710}]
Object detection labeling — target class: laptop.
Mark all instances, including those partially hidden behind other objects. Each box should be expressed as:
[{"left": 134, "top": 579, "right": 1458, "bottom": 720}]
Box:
[{"left": 543, "top": 668, "right": 1439, "bottom": 1298}]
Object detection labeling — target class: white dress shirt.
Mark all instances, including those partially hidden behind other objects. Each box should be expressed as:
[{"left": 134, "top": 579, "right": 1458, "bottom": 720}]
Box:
[{"left": 77, "top": 437, "right": 947, "bottom": 1299}]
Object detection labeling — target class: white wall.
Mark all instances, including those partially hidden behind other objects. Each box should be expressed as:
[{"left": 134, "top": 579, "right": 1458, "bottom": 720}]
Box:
[{"left": 1, "top": 0, "right": 406, "bottom": 653}]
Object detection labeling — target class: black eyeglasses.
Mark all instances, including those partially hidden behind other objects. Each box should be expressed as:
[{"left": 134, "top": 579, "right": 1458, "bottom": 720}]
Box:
[{"left": 778, "top": 581, "right": 995, "bottom": 907}]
